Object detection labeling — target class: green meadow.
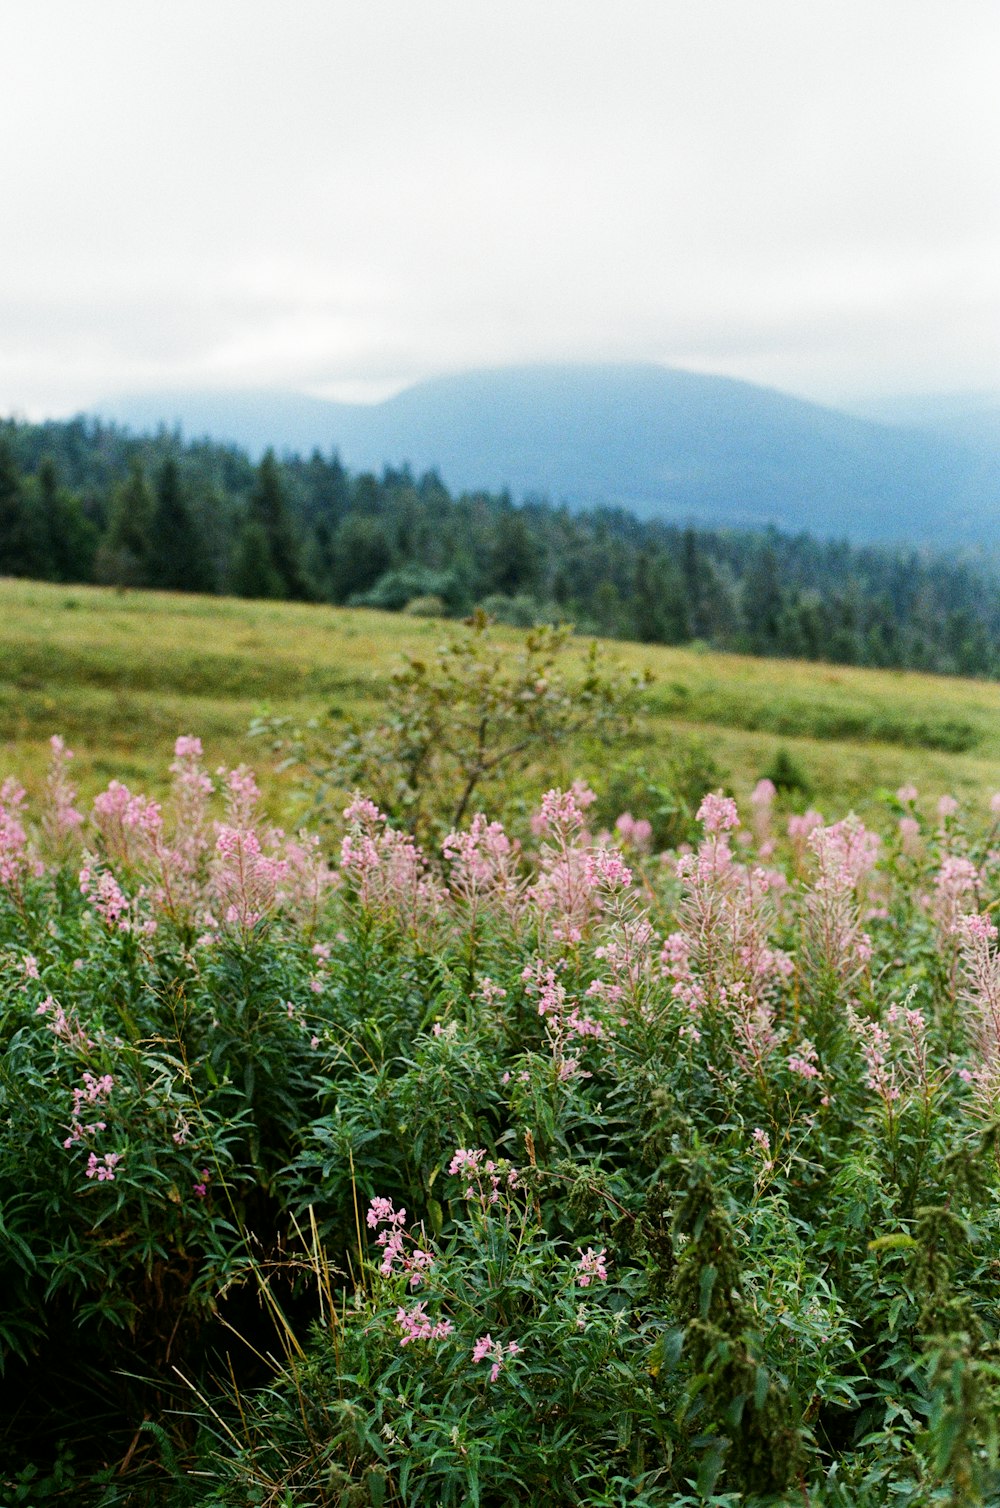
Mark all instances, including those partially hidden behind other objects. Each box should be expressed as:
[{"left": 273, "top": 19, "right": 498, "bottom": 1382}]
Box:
[{"left": 2, "top": 576, "right": 1000, "bottom": 819}]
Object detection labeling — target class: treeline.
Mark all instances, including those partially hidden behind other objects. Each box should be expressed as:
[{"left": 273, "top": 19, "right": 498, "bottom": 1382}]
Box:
[{"left": 2, "top": 413, "right": 999, "bottom": 677}]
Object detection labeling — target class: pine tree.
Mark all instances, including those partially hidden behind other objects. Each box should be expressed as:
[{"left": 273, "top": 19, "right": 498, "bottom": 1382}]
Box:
[
  {"left": 740, "top": 545, "right": 784, "bottom": 654},
  {"left": 632, "top": 549, "right": 688, "bottom": 643},
  {"left": 329, "top": 514, "right": 392, "bottom": 602},
  {"left": 248, "top": 451, "right": 304, "bottom": 598},
  {"left": 95, "top": 459, "right": 155, "bottom": 587},
  {"left": 34, "top": 457, "right": 99, "bottom": 583},
  {"left": 487, "top": 506, "right": 537, "bottom": 596},
  {"left": 231, "top": 520, "right": 283, "bottom": 599},
  {"left": 149, "top": 458, "right": 215, "bottom": 593},
  {"left": 0, "top": 439, "right": 53, "bottom": 578}
]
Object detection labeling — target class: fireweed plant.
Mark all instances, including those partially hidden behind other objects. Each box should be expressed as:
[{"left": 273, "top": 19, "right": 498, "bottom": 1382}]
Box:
[{"left": 5, "top": 745, "right": 1000, "bottom": 1503}]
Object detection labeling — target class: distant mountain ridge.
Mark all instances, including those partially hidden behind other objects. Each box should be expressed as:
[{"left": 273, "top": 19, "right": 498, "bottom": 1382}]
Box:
[{"left": 95, "top": 364, "right": 1000, "bottom": 546}]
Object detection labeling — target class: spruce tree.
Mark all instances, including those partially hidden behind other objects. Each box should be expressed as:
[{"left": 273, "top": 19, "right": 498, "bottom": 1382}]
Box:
[
  {"left": 96, "top": 459, "right": 154, "bottom": 587},
  {"left": 231, "top": 519, "right": 284, "bottom": 599},
  {"left": 149, "top": 458, "right": 214, "bottom": 593},
  {"left": 0, "top": 440, "right": 26, "bottom": 573},
  {"left": 248, "top": 451, "right": 304, "bottom": 598},
  {"left": 0, "top": 438, "right": 51, "bottom": 578},
  {"left": 36, "top": 457, "right": 99, "bottom": 583}
]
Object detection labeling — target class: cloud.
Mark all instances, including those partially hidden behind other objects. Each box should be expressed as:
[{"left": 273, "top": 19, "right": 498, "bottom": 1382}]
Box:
[{"left": 2, "top": 0, "right": 998, "bottom": 414}]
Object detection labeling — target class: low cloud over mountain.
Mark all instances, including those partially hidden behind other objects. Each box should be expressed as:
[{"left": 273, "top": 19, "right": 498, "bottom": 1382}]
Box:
[{"left": 98, "top": 364, "right": 1000, "bottom": 546}]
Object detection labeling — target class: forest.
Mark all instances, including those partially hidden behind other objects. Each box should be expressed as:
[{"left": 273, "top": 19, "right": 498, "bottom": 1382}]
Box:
[{"left": 2, "top": 412, "right": 1000, "bottom": 677}]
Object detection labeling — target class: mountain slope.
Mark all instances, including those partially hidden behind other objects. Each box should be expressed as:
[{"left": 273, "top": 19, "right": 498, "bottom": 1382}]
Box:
[{"left": 96, "top": 364, "right": 999, "bottom": 545}]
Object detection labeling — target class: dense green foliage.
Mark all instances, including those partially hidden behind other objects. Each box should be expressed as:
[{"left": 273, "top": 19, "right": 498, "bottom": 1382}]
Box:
[
  {"left": 3, "top": 414, "right": 1000, "bottom": 676},
  {"left": 6, "top": 722, "right": 1000, "bottom": 1503}
]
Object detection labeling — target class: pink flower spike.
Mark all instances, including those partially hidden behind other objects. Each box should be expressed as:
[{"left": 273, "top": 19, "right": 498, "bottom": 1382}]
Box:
[
  {"left": 576, "top": 1247, "right": 609, "bottom": 1286},
  {"left": 367, "top": 1196, "right": 405, "bottom": 1229},
  {"left": 472, "top": 1333, "right": 521, "bottom": 1381},
  {"left": 697, "top": 793, "right": 739, "bottom": 834}
]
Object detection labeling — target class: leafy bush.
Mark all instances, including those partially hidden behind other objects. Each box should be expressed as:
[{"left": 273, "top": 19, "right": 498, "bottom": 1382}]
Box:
[
  {"left": 253, "top": 614, "right": 650, "bottom": 843},
  {"left": 350, "top": 565, "right": 469, "bottom": 614}
]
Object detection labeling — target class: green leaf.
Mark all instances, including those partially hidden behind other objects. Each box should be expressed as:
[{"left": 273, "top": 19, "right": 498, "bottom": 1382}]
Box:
[{"left": 698, "top": 1263, "right": 718, "bottom": 1320}]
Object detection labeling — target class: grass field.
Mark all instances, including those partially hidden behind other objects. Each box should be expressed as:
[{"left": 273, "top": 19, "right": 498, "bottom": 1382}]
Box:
[{"left": 2, "top": 576, "right": 1000, "bottom": 822}]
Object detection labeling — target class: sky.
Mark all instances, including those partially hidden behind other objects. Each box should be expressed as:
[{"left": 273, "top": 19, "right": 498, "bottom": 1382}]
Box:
[{"left": 2, "top": 0, "right": 999, "bottom": 418}]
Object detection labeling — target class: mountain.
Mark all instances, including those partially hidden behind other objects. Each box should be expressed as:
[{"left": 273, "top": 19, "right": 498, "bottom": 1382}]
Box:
[
  {"left": 95, "top": 364, "right": 1000, "bottom": 545},
  {"left": 846, "top": 391, "right": 1000, "bottom": 454}
]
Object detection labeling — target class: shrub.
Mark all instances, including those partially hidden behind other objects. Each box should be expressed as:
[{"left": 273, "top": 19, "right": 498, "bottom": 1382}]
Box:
[{"left": 253, "top": 614, "right": 650, "bottom": 844}]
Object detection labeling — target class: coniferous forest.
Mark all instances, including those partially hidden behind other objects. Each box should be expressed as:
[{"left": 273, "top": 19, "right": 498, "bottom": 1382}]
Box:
[{"left": 2, "top": 413, "right": 1000, "bottom": 677}]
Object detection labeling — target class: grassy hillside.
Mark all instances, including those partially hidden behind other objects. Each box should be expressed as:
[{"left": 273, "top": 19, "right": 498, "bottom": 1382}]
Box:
[{"left": 2, "top": 577, "right": 1000, "bottom": 821}]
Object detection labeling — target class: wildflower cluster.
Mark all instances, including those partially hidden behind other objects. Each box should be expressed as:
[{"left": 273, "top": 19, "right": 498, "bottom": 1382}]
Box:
[{"left": 5, "top": 746, "right": 1000, "bottom": 1506}]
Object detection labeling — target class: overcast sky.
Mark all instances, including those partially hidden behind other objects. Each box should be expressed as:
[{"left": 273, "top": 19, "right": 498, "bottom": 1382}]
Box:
[{"left": 3, "top": 1, "right": 998, "bottom": 417}]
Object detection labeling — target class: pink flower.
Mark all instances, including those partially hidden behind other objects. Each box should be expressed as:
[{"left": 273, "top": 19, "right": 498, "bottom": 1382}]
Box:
[
  {"left": 898, "top": 815, "right": 920, "bottom": 855},
  {"left": 964, "top": 913, "right": 999, "bottom": 944},
  {"left": 472, "top": 1334, "right": 522, "bottom": 1380},
  {"left": 448, "top": 1148, "right": 484, "bottom": 1178},
  {"left": 222, "top": 765, "right": 261, "bottom": 827},
  {"left": 367, "top": 1196, "right": 406, "bottom": 1229},
  {"left": 614, "top": 812, "right": 652, "bottom": 852},
  {"left": 531, "top": 783, "right": 595, "bottom": 838},
  {"left": 340, "top": 799, "right": 444, "bottom": 924},
  {"left": 697, "top": 793, "right": 739, "bottom": 834},
  {"left": 583, "top": 849, "right": 633, "bottom": 891},
  {"left": 576, "top": 1247, "right": 609, "bottom": 1286},
  {"left": 378, "top": 1228, "right": 405, "bottom": 1275},
  {"left": 41, "top": 736, "right": 84, "bottom": 857},
  {"left": 212, "top": 824, "right": 287, "bottom": 932},
  {"left": 472, "top": 1333, "right": 494, "bottom": 1363},
  {"left": 847, "top": 1007, "right": 901, "bottom": 1107},
  {"left": 751, "top": 779, "right": 776, "bottom": 808},
  {"left": 442, "top": 814, "right": 522, "bottom": 907},
  {"left": 933, "top": 855, "right": 980, "bottom": 937},
  {"left": 343, "top": 795, "right": 383, "bottom": 826},
  {"left": 81, "top": 867, "right": 133, "bottom": 931},
  {"left": 84, "top": 1151, "right": 122, "bottom": 1182},
  {"left": 0, "top": 778, "right": 31, "bottom": 892},
  {"left": 787, "top": 809, "right": 824, "bottom": 843},
  {"left": 395, "top": 1303, "right": 453, "bottom": 1345}
]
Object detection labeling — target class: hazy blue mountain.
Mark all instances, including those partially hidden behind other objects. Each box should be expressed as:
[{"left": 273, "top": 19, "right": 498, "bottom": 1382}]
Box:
[
  {"left": 847, "top": 391, "right": 1000, "bottom": 453},
  {"left": 95, "top": 364, "right": 1000, "bottom": 545}
]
